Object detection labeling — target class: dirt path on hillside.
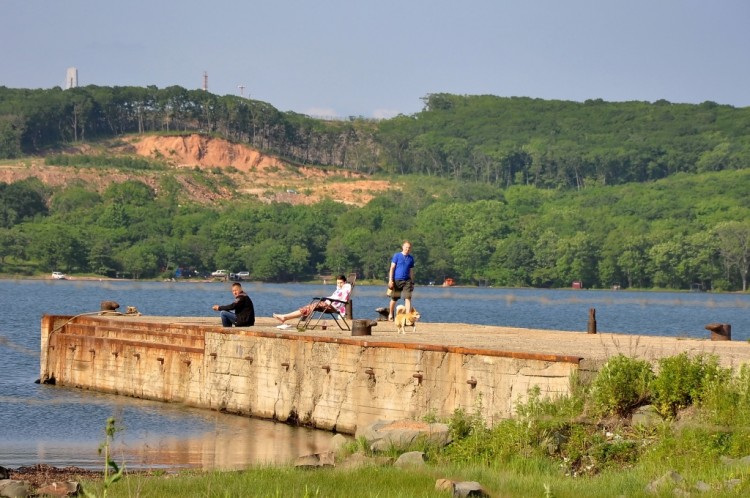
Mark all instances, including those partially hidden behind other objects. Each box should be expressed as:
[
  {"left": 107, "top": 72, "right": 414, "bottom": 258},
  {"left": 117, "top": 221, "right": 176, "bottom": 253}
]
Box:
[{"left": 0, "top": 134, "right": 394, "bottom": 206}]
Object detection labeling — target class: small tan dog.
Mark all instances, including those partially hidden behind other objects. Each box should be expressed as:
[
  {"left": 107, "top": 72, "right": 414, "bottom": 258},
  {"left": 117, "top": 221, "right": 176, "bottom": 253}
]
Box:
[{"left": 395, "top": 304, "right": 420, "bottom": 334}]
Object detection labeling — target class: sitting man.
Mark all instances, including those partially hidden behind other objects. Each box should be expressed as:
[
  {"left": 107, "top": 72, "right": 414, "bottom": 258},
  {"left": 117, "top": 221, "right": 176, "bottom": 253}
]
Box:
[
  {"left": 273, "top": 274, "right": 351, "bottom": 325},
  {"left": 212, "top": 282, "right": 255, "bottom": 327}
]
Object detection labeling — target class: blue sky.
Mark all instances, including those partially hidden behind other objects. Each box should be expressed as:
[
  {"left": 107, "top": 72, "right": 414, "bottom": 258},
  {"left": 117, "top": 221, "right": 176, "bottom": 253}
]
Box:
[{"left": 2, "top": 0, "right": 748, "bottom": 118}]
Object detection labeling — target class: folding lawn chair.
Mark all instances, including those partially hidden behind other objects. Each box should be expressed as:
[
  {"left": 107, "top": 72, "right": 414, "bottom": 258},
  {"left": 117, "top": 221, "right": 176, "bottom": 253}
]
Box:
[{"left": 297, "top": 273, "right": 356, "bottom": 331}]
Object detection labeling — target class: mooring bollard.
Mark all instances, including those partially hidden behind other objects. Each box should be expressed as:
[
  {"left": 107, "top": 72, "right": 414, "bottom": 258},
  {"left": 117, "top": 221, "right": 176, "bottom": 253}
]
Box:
[
  {"left": 587, "top": 308, "right": 597, "bottom": 334},
  {"left": 706, "top": 322, "right": 731, "bottom": 341}
]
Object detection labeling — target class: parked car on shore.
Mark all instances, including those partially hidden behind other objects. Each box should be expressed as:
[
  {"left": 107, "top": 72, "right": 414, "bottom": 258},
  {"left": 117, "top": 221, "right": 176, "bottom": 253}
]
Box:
[
  {"left": 236, "top": 271, "right": 250, "bottom": 280},
  {"left": 211, "top": 270, "right": 228, "bottom": 278},
  {"left": 51, "top": 272, "right": 67, "bottom": 280}
]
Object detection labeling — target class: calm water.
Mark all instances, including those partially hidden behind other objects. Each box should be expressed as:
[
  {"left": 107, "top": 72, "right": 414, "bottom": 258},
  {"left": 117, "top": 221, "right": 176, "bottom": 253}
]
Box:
[{"left": 1, "top": 279, "right": 748, "bottom": 470}]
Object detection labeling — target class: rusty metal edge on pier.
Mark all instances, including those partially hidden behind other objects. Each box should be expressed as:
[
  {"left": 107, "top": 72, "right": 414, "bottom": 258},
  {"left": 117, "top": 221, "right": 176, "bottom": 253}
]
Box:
[{"left": 39, "top": 314, "right": 750, "bottom": 434}]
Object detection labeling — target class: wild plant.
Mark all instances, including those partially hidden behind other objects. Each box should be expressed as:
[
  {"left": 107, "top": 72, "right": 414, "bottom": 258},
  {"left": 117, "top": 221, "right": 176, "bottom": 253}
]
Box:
[
  {"left": 421, "top": 408, "right": 439, "bottom": 423},
  {"left": 447, "top": 406, "right": 484, "bottom": 441},
  {"left": 444, "top": 387, "right": 581, "bottom": 467},
  {"left": 82, "top": 417, "right": 124, "bottom": 498},
  {"left": 342, "top": 436, "right": 373, "bottom": 456},
  {"left": 730, "top": 363, "right": 750, "bottom": 424},
  {"left": 691, "top": 361, "right": 736, "bottom": 426},
  {"left": 440, "top": 398, "right": 492, "bottom": 464},
  {"left": 589, "top": 354, "right": 654, "bottom": 417},
  {"left": 651, "top": 353, "right": 723, "bottom": 418}
]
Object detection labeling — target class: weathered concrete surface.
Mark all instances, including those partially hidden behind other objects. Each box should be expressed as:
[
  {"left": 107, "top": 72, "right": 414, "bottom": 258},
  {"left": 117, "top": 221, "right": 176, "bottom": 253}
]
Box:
[{"left": 40, "top": 315, "right": 750, "bottom": 434}]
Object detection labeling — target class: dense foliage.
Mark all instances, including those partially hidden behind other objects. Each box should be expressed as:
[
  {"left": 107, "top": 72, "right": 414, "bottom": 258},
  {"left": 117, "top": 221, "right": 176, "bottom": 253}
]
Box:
[
  {"left": 378, "top": 94, "right": 750, "bottom": 188},
  {"left": 2, "top": 86, "right": 749, "bottom": 289},
  {"left": 438, "top": 352, "right": 750, "bottom": 488},
  {"left": 2, "top": 87, "right": 749, "bottom": 188},
  {"left": 1, "top": 167, "right": 749, "bottom": 291},
  {"left": 0, "top": 85, "right": 378, "bottom": 171}
]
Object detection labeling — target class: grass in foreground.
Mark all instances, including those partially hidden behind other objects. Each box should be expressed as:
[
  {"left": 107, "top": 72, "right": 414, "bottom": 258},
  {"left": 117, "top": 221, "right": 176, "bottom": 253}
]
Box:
[
  {"left": 82, "top": 353, "right": 750, "bottom": 497},
  {"left": 81, "top": 456, "right": 750, "bottom": 498}
]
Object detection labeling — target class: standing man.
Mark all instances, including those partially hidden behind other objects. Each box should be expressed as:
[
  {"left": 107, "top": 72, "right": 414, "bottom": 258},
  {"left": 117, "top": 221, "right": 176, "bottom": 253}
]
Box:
[
  {"left": 387, "top": 240, "right": 415, "bottom": 321},
  {"left": 212, "top": 282, "right": 255, "bottom": 327}
]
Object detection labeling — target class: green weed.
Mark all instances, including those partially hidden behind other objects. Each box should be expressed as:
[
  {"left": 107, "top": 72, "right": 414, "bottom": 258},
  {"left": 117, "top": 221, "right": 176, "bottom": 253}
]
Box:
[
  {"left": 589, "top": 354, "right": 654, "bottom": 417},
  {"left": 651, "top": 353, "right": 723, "bottom": 418},
  {"left": 83, "top": 353, "right": 750, "bottom": 497},
  {"left": 82, "top": 417, "right": 124, "bottom": 498}
]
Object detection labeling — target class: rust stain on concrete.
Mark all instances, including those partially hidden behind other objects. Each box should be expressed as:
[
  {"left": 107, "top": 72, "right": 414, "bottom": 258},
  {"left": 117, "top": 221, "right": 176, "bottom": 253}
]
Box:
[{"left": 39, "top": 314, "right": 750, "bottom": 434}]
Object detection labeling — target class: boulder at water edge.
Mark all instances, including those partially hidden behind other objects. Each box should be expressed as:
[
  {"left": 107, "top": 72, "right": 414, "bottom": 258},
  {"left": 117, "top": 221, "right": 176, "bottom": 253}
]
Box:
[{"left": 355, "top": 419, "right": 451, "bottom": 452}]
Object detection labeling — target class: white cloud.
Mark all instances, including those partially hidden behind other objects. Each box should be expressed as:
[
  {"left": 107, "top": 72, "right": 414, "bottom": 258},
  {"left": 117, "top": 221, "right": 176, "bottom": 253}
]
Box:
[{"left": 372, "top": 109, "right": 400, "bottom": 119}]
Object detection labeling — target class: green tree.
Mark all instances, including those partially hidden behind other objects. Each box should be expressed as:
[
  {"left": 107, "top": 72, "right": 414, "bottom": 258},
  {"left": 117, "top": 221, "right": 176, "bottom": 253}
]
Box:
[
  {"left": 489, "top": 236, "right": 533, "bottom": 286},
  {"left": 530, "top": 230, "right": 561, "bottom": 287},
  {"left": 648, "top": 238, "right": 691, "bottom": 289},
  {"left": 88, "top": 239, "right": 118, "bottom": 276},
  {"left": 97, "top": 203, "right": 129, "bottom": 229},
  {"left": 555, "top": 232, "right": 601, "bottom": 288},
  {"left": 0, "top": 227, "right": 28, "bottom": 264},
  {"left": 213, "top": 244, "right": 246, "bottom": 274},
  {"left": 0, "top": 114, "right": 25, "bottom": 159},
  {"left": 102, "top": 180, "right": 155, "bottom": 206},
  {"left": 683, "top": 230, "right": 721, "bottom": 290},
  {"left": 324, "top": 237, "right": 356, "bottom": 276},
  {"left": 617, "top": 235, "right": 651, "bottom": 289},
  {"left": 714, "top": 221, "right": 750, "bottom": 291},
  {"left": 50, "top": 186, "right": 102, "bottom": 214},
  {"left": 28, "top": 224, "right": 87, "bottom": 271},
  {"left": 247, "top": 239, "right": 291, "bottom": 281},
  {"left": 288, "top": 244, "right": 311, "bottom": 278},
  {"left": 0, "top": 179, "right": 49, "bottom": 228},
  {"left": 116, "top": 245, "right": 158, "bottom": 279}
]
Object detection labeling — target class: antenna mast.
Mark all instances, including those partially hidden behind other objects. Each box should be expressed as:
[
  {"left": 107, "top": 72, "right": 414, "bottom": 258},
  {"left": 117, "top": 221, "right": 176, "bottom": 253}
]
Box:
[
  {"left": 202, "top": 71, "right": 208, "bottom": 91},
  {"left": 238, "top": 85, "right": 245, "bottom": 97}
]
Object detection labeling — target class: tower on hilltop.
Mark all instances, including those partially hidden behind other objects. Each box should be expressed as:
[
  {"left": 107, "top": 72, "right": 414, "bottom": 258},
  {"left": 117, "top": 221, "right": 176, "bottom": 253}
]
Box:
[
  {"left": 65, "top": 67, "right": 78, "bottom": 89},
  {"left": 202, "top": 71, "right": 208, "bottom": 91}
]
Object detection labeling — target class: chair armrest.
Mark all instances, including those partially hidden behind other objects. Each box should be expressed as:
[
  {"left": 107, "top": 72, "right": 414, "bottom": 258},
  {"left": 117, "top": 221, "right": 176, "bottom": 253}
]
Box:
[{"left": 312, "top": 297, "right": 347, "bottom": 304}]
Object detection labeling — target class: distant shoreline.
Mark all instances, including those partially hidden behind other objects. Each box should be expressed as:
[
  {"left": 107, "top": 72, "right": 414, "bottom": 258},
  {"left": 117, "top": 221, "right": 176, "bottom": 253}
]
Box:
[{"left": 0, "top": 274, "right": 745, "bottom": 294}]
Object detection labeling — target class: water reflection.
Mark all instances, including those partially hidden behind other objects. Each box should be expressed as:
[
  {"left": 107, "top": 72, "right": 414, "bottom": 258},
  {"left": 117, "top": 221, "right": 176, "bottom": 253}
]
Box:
[
  {"left": 2, "top": 279, "right": 749, "bottom": 470},
  {"left": 3, "top": 415, "right": 333, "bottom": 471},
  {"left": 119, "top": 413, "right": 333, "bottom": 470},
  {"left": 2, "top": 391, "right": 334, "bottom": 470}
]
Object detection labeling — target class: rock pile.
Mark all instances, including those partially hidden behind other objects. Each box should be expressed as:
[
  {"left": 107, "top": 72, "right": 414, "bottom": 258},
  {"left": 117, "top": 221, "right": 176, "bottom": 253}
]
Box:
[{"left": 294, "top": 419, "right": 490, "bottom": 497}]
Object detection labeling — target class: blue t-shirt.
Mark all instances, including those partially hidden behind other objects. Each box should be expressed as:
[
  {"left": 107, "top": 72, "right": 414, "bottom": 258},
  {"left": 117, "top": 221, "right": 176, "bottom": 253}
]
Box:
[{"left": 391, "top": 252, "right": 415, "bottom": 281}]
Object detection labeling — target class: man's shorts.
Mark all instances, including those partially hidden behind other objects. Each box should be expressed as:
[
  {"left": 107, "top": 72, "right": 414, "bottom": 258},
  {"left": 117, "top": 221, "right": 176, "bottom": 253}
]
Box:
[{"left": 390, "top": 279, "right": 414, "bottom": 300}]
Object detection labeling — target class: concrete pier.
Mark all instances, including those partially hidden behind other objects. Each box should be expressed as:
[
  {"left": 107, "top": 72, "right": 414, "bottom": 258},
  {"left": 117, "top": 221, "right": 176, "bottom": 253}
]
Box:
[{"left": 40, "top": 315, "right": 750, "bottom": 434}]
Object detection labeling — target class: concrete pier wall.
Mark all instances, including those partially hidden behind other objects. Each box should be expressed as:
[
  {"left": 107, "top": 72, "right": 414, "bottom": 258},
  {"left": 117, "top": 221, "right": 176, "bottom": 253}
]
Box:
[{"left": 41, "top": 315, "right": 581, "bottom": 434}]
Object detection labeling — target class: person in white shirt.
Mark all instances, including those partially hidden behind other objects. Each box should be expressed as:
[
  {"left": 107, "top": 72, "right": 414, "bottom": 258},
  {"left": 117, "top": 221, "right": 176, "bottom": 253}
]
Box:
[{"left": 273, "top": 274, "right": 351, "bottom": 324}]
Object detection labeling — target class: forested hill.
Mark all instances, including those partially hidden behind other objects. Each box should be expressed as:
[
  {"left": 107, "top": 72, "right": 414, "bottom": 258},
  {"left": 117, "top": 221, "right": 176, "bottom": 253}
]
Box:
[
  {"left": 377, "top": 94, "right": 750, "bottom": 187},
  {"left": 1, "top": 86, "right": 748, "bottom": 189}
]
